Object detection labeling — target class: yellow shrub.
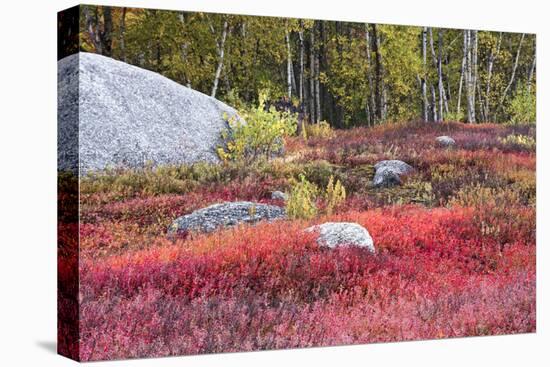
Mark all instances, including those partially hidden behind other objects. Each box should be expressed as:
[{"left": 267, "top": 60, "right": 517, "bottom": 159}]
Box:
[
  {"left": 304, "top": 120, "right": 333, "bottom": 139},
  {"left": 218, "top": 91, "right": 298, "bottom": 163},
  {"left": 286, "top": 174, "right": 318, "bottom": 220},
  {"left": 498, "top": 134, "right": 536, "bottom": 150},
  {"left": 325, "top": 175, "right": 346, "bottom": 215}
]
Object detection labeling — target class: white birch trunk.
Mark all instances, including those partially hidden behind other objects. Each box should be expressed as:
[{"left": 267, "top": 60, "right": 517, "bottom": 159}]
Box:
[
  {"left": 285, "top": 28, "right": 292, "bottom": 99},
  {"left": 365, "top": 24, "right": 377, "bottom": 125},
  {"left": 298, "top": 26, "right": 305, "bottom": 103},
  {"left": 457, "top": 32, "right": 466, "bottom": 117},
  {"left": 429, "top": 28, "right": 448, "bottom": 121},
  {"left": 472, "top": 30, "right": 478, "bottom": 122},
  {"left": 431, "top": 84, "right": 438, "bottom": 122},
  {"left": 309, "top": 24, "right": 316, "bottom": 122},
  {"left": 437, "top": 29, "right": 448, "bottom": 120},
  {"left": 315, "top": 50, "right": 321, "bottom": 123},
  {"left": 465, "top": 30, "right": 476, "bottom": 123},
  {"left": 211, "top": 19, "right": 229, "bottom": 98},
  {"left": 498, "top": 33, "right": 525, "bottom": 112},
  {"left": 527, "top": 42, "right": 536, "bottom": 94},
  {"left": 421, "top": 27, "right": 428, "bottom": 121},
  {"left": 484, "top": 32, "right": 502, "bottom": 121}
]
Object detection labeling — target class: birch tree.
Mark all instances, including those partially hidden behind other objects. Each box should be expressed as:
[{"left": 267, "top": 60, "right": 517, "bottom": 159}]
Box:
[
  {"left": 285, "top": 25, "right": 293, "bottom": 99},
  {"left": 457, "top": 32, "right": 466, "bottom": 117},
  {"left": 421, "top": 27, "right": 428, "bottom": 121},
  {"left": 527, "top": 44, "right": 536, "bottom": 94},
  {"left": 100, "top": 8, "right": 536, "bottom": 126},
  {"left": 83, "top": 5, "right": 113, "bottom": 56},
  {"left": 298, "top": 24, "right": 305, "bottom": 103},
  {"left": 484, "top": 32, "right": 502, "bottom": 121},
  {"left": 498, "top": 33, "right": 525, "bottom": 114},
  {"left": 428, "top": 28, "right": 448, "bottom": 121},
  {"left": 211, "top": 18, "right": 229, "bottom": 98},
  {"left": 464, "top": 30, "right": 477, "bottom": 123},
  {"left": 308, "top": 22, "right": 321, "bottom": 123},
  {"left": 371, "top": 24, "right": 384, "bottom": 123}
]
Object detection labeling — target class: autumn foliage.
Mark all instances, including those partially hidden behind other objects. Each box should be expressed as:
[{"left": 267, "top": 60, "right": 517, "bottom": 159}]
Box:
[{"left": 59, "top": 122, "right": 535, "bottom": 361}]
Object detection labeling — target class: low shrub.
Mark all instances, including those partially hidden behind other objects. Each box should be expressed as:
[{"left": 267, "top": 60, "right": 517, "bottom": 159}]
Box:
[
  {"left": 507, "top": 84, "right": 536, "bottom": 125},
  {"left": 217, "top": 91, "right": 298, "bottom": 162},
  {"left": 286, "top": 174, "right": 318, "bottom": 219},
  {"left": 304, "top": 120, "right": 334, "bottom": 139},
  {"left": 76, "top": 206, "right": 535, "bottom": 360},
  {"left": 370, "top": 180, "right": 435, "bottom": 207},
  {"left": 498, "top": 134, "right": 536, "bottom": 151},
  {"left": 324, "top": 175, "right": 346, "bottom": 215},
  {"left": 302, "top": 160, "right": 339, "bottom": 189}
]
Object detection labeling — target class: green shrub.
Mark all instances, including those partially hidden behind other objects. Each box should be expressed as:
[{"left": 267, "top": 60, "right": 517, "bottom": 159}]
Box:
[
  {"left": 443, "top": 111, "right": 466, "bottom": 123},
  {"left": 218, "top": 91, "right": 298, "bottom": 163},
  {"left": 286, "top": 174, "right": 318, "bottom": 220},
  {"left": 498, "top": 134, "right": 536, "bottom": 150},
  {"left": 371, "top": 180, "right": 435, "bottom": 207},
  {"left": 304, "top": 120, "right": 334, "bottom": 139},
  {"left": 80, "top": 162, "right": 231, "bottom": 197},
  {"left": 302, "top": 160, "right": 339, "bottom": 189},
  {"left": 324, "top": 175, "right": 346, "bottom": 215},
  {"left": 450, "top": 184, "right": 522, "bottom": 208},
  {"left": 507, "top": 84, "right": 536, "bottom": 124}
]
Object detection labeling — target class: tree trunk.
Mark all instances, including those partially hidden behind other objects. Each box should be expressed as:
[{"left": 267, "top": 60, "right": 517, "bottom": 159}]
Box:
[
  {"left": 371, "top": 24, "right": 384, "bottom": 123},
  {"left": 498, "top": 33, "right": 525, "bottom": 113},
  {"left": 527, "top": 44, "right": 536, "bottom": 94},
  {"left": 315, "top": 23, "right": 321, "bottom": 123},
  {"left": 457, "top": 31, "right": 467, "bottom": 118},
  {"left": 83, "top": 6, "right": 102, "bottom": 54},
  {"left": 365, "top": 24, "right": 377, "bottom": 125},
  {"left": 437, "top": 29, "right": 449, "bottom": 118},
  {"left": 119, "top": 8, "right": 127, "bottom": 62},
  {"left": 211, "top": 19, "right": 229, "bottom": 98},
  {"left": 101, "top": 6, "right": 113, "bottom": 57},
  {"left": 484, "top": 32, "right": 502, "bottom": 121},
  {"left": 309, "top": 23, "right": 316, "bottom": 123},
  {"left": 421, "top": 27, "right": 428, "bottom": 121},
  {"left": 429, "top": 28, "right": 448, "bottom": 121},
  {"left": 298, "top": 24, "right": 305, "bottom": 105},
  {"left": 465, "top": 30, "right": 476, "bottom": 123},
  {"left": 472, "top": 30, "right": 478, "bottom": 122},
  {"left": 431, "top": 84, "right": 438, "bottom": 122},
  {"left": 285, "top": 28, "right": 293, "bottom": 99},
  {"left": 445, "top": 54, "right": 452, "bottom": 103},
  {"left": 477, "top": 81, "right": 486, "bottom": 122}
]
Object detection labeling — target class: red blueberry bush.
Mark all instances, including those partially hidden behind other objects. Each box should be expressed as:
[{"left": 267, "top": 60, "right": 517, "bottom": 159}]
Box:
[{"left": 59, "top": 122, "right": 535, "bottom": 361}]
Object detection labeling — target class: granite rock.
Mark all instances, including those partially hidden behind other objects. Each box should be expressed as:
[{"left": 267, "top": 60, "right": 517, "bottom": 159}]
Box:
[
  {"left": 58, "top": 52, "right": 240, "bottom": 173},
  {"left": 306, "top": 222, "right": 375, "bottom": 252},
  {"left": 168, "top": 201, "right": 286, "bottom": 235},
  {"left": 436, "top": 135, "right": 456, "bottom": 147},
  {"left": 372, "top": 160, "right": 413, "bottom": 187}
]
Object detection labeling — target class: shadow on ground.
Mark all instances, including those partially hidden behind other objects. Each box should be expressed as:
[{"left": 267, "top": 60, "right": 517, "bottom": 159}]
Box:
[{"left": 36, "top": 340, "right": 57, "bottom": 354}]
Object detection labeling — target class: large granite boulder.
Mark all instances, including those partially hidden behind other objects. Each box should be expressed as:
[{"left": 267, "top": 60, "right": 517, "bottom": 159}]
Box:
[
  {"left": 372, "top": 160, "right": 414, "bottom": 187},
  {"left": 306, "top": 222, "right": 375, "bottom": 252},
  {"left": 58, "top": 52, "right": 240, "bottom": 173},
  {"left": 168, "top": 201, "right": 286, "bottom": 235},
  {"left": 436, "top": 135, "right": 456, "bottom": 147}
]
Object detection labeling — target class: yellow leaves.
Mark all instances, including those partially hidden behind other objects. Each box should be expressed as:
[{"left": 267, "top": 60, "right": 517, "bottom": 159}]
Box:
[
  {"left": 325, "top": 175, "right": 346, "bottom": 216},
  {"left": 216, "top": 90, "right": 298, "bottom": 163},
  {"left": 498, "top": 134, "right": 536, "bottom": 150},
  {"left": 286, "top": 174, "right": 318, "bottom": 220},
  {"left": 286, "top": 173, "right": 347, "bottom": 219},
  {"left": 304, "top": 121, "right": 334, "bottom": 140}
]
